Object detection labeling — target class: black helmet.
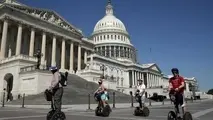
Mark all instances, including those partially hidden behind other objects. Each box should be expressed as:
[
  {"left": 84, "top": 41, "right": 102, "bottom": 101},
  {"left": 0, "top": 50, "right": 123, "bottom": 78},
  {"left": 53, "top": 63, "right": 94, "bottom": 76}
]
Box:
[{"left": 171, "top": 68, "right": 179, "bottom": 74}]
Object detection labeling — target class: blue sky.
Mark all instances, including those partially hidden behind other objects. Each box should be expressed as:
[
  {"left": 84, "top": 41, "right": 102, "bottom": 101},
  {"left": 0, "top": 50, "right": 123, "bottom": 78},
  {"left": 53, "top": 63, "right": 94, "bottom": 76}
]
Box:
[{"left": 18, "top": 0, "right": 213, "bottom": 91}]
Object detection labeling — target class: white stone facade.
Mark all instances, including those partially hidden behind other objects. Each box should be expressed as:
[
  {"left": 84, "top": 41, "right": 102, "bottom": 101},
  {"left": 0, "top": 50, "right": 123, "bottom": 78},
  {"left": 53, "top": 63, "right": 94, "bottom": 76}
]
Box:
[{"left": 0, "top": 0, "right": 201, "bottom": 101}]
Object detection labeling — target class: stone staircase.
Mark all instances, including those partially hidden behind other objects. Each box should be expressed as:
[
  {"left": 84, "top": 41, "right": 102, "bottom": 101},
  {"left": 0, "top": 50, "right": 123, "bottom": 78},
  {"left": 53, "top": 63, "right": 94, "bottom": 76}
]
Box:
[{"left": 8, "top": 73, "right": 131, "bottom": 105}]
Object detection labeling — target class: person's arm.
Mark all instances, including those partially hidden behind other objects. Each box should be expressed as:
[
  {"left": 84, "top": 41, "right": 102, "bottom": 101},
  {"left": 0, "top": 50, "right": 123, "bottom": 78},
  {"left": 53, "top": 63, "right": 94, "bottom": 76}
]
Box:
[
  {"left": 178, "top": 77, "right": 185, "bottom": 89},
  {"left": 168, "top": 79, "right": 173, "bottom": 91}
]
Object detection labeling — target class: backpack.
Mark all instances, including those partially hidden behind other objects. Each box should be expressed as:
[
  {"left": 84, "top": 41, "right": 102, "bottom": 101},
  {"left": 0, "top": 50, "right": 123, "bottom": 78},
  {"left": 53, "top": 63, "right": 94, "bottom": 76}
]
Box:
[{"left": 59, "top": 72, "right": 68, "bottom": 87}]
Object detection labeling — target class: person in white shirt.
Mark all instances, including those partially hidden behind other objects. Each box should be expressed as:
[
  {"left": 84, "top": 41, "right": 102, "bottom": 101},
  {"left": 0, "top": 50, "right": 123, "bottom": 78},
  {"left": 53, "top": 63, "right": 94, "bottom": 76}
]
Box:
[{"left": 136, "top": 79, "right": 146, "bottom": 108}]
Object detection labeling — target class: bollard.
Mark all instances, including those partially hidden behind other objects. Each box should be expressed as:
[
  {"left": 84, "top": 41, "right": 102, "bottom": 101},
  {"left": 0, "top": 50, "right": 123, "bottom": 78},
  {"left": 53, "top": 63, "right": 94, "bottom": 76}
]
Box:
[
  {"left": 112, "top": 92, "right": 115, "bottom": 108},
  {"left": 21, "top": 93, "right": 25, "bottom": 108},
  {"left": 2, "top": 92, "right": 5, "bottom": 107},
  {"left": 87, "top": 93, "right": 91, "bottom": 110},
  {"left": 149, "top": 99, "right": 151, "bottom": 106},
  {"left": 131, "top": 94, "right": 133, "bottom": 107},
  {"left": 162, "top": 99, "right": 164, "bottom": 105}
]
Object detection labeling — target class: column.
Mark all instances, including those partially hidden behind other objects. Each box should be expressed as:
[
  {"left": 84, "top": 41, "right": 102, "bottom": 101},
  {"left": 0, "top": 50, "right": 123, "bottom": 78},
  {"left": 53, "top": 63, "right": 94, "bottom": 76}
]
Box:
[
  {"left": 105, "top": 46, "right": 106, "bottom": 56},
  {"left": 29, "top": 28, "right": 35, "bottom": 56},
  {"left": 41, "top": 32, "right": 46, "bottom": 65},
  {"left": 15, "top": 24, "right": 22, "bottom": 55},
  {"left": 122, "top": 47, "right": 125, "bottom": 58},
  {"left": 69, "top": 42, "right": 74, "bottom": 72},
  {"left": 147, "top": 73, "right": 149, "bottom": 88},
  {"left": 142, "top": 73, "right": 144, "bottom": 80},
  {"left": 77, "top": 44, "right": 81, "bottom": 71},
  {"left": 60, "top": 39, "right": 65, "bottom": 69},
  {"left": 90, "top": 53, "right": 93, "bottom": 69},
  {"left": 134, "top": 71, "right": 137, "bottom": 85},
  {"left": 100, "top": 46, "right": 102, "bottom": 56},
  {"left": 132, "top": 70, "right": 134, "bottom": 86},
  {"left": 114, "top": 46, "right": 116, "bottom": 57},
  {"left": 84, "top": 50, "right": 87, "bottom": 64},
  {"left": 118, "top": 46, "right": 120, "bottom": 57},
  {"left": 0, "top": 20, "right": 8, "bottom": 59},
  {"left": 51, "top": 36, "right": 56, "bottom": 66},
  {"left": 109, "top": 46, "right": 111, "bottom": 57}
]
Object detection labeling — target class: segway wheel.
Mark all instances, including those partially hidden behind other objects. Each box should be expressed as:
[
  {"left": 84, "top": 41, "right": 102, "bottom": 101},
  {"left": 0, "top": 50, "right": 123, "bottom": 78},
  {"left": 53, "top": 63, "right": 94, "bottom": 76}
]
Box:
[
  {"left": 95, "top": 107, "right": 101, "bottom": 116},
  {"left": 183, "top": 112, "right": 193, "bottom": 120},
  {"left": 167, "top": 111, "right": 176, "bottom": 120},
  {"left": 102, "top": 105, "right": 111, "bottom": 117},
  {"left": 46, "top": 110, "right": 55, "bottom": 120},
  {"left": 142, "top": 107, "right": 150, "bottom": 117},
  {"left": 51, "top": 111, "right": 66, "bottom": 120},
  {"left": 134, "top": 107, "right": 140, "bottom": 116}
]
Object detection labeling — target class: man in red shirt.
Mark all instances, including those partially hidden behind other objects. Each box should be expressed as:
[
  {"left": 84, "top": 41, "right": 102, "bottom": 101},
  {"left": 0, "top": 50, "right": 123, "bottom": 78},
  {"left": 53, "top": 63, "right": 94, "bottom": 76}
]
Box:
[{"left": 169, "top": 68, "right": 186, "bottom": 117}]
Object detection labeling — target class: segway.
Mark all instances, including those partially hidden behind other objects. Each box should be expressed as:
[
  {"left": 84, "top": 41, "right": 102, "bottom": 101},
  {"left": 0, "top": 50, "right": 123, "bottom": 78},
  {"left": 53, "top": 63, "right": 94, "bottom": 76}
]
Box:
[
  {"left": 94, "top": 93, "right": 111, "bottom": 117},
  {"left": 45, "top": 89, "right": 66, "bottom": 120},
  {"left": 168, "top": 90, "right": 193, "bottom": 120},
  {"left": 133, "top": 90, "right": 150, "bottom": 117}
]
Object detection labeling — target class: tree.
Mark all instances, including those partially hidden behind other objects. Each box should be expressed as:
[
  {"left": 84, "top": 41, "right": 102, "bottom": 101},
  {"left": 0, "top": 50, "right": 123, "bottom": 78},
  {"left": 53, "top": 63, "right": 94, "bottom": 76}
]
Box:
[{"left": 207, "top": 89, "right": 213, "bottom": 95}]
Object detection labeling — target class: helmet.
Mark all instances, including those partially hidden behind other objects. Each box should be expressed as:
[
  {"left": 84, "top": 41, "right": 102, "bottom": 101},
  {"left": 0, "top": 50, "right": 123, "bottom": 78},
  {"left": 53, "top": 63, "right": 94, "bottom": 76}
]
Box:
[
  {"left": 171, "top": 68, "right": 179, "bottom": 74},
  {"left": 49, "top": 66, "right": 58, "bottom": 71}
]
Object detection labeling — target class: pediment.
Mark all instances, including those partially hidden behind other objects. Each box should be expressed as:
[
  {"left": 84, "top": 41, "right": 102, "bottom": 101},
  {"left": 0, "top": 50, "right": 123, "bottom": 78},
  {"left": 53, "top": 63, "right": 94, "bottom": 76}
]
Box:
[
  {"left": 150, "top": 64, "right": 162, "bottom": 73},
  {"left": 3, "top": 3, "right": 83, "bottom": 36}
]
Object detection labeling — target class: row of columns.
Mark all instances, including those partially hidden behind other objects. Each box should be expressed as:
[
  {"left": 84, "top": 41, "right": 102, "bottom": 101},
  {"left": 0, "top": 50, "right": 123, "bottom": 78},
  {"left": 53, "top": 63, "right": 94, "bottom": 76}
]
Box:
[
  {"left": 131, "top": 70, "right": 144, "bottom": 86},
  {"left": 0, "top": 19, "right": 89, "bottom": 72},
  {"left": 95, "top": 46, "right": 136, "bottom": 61},
  {"left": 146, "top": 73, "right": 161, "bottom": 88},
  {"left": 130, "top": 70, "right": 162, "bottom": 88}
]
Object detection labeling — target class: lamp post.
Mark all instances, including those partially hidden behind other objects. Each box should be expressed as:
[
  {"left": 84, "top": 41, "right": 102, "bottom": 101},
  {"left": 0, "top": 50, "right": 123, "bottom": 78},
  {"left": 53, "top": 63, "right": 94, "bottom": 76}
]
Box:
[
  {"left": 100, "top": 64, "right": 107, "bottom": 78},
  {"left": 34, "top": 49, "right": 43, "bottom": 69}
]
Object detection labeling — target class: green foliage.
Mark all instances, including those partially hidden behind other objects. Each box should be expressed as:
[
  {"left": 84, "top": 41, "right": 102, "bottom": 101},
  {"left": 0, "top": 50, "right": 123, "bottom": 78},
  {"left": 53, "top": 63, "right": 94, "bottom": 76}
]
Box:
[{"left": 207, "top": 89, "right": 213, "bottom": 95}]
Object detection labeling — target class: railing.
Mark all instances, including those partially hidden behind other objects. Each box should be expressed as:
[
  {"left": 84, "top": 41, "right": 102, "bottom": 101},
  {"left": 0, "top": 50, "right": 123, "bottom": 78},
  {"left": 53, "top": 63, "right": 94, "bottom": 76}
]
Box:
[
  {"left": 20, "top": 64, "right": 49, "bottom": 73},
  {"left": 0, "top": 54, "right": 37, "bottom": 64}
]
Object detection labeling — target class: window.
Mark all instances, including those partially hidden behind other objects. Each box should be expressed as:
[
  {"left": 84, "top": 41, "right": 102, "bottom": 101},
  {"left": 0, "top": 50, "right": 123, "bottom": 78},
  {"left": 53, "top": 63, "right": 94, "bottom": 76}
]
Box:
[{"left": 107, "top": 35, "right": 109, "bottom": 39}]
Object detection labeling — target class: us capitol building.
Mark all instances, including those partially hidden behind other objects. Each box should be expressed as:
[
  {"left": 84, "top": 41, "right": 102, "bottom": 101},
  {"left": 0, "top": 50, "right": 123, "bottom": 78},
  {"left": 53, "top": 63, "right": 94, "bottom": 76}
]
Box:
[{"left": 0, "top": 0, "right": 200, "bottom": 100}]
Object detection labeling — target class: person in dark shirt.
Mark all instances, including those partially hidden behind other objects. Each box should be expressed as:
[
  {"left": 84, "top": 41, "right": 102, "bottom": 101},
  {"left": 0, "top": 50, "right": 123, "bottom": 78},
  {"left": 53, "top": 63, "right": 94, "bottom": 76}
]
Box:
[{"left": 169, "top": 68, "right": 186, "bottom": 117}]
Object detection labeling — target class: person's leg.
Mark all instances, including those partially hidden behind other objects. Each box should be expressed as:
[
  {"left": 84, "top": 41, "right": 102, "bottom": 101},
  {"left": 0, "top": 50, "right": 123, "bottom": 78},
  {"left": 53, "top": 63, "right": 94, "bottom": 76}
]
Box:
[
  {"left": 141, "top": 96, "right": 145, "bottom": 107},
  {"left": 53, "top": 88, "right": 63, "bottom": 111},
  {"left": 174, "top": 94, "right": 180, "bottom": 114},
  {"left": 138, "top": 96, "right": 142, "bottom": 108},
  {"left": 101, "top": 94, "right": 106, "bottom": 107},
  {"left": 180, "top": 93, "right": 185, "bottom": 114}
]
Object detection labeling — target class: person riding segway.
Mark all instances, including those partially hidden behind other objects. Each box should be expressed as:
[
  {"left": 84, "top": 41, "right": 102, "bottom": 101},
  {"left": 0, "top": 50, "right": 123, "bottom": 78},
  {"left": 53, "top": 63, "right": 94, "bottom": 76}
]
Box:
[
  {"left": 134, "top": 79, "right": 150, "bottom": 117},
  {"left": 167, "top": 68, "right": 193, "bottom": 120},
  {"left": 94, "top": 76, "right": 111, "bottom": 117},
  {"left": 45, "top": 66, "right": 67, "bottom": 120}
]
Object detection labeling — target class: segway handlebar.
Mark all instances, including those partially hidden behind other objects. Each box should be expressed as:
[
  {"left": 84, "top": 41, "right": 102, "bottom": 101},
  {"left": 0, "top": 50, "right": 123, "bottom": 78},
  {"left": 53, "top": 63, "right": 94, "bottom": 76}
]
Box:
[{"left": 44, "top": 89, "right": 53, "bottom": 101}]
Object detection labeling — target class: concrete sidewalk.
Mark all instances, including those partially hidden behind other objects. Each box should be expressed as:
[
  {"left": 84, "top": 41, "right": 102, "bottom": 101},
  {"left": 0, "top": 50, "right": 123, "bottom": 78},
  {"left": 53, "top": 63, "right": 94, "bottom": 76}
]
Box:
[{"left": 2, "top": 99, "right": 211, "bottom": 111}]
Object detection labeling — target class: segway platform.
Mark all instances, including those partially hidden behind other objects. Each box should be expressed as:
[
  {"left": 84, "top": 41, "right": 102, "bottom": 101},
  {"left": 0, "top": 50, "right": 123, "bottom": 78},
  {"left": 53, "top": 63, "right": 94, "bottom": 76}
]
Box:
[
  {"left": 168, "top": 92, "right": 193, "bottom": 120},
  {"left": 44, "top": 89, "right": 66, "bottom": 120},
  {"left": 94, "top": 94, "right": 111, "bottom": 117}
]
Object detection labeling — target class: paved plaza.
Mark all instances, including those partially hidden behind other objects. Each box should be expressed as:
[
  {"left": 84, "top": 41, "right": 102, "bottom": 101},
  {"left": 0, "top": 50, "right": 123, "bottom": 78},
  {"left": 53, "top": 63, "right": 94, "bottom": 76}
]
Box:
[{"left": 0, "top": 100, "right": 213, "bottom": 120}]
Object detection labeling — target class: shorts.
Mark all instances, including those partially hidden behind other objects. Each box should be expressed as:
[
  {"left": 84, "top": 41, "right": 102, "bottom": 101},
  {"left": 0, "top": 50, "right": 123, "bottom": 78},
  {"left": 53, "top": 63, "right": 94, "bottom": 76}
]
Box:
[{"left": 174, "top": 93, "right": 185, "bottom": 107}]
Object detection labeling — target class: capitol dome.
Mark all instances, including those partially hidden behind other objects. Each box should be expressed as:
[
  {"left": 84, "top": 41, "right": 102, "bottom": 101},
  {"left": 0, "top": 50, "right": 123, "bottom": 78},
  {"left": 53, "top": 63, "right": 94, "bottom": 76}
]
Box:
[
  {"left": 93, "top": 14, "right": 127, "bottom": 34},
  {"left": 91, "top": 0, "right": 137, "bottom": 63}
]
